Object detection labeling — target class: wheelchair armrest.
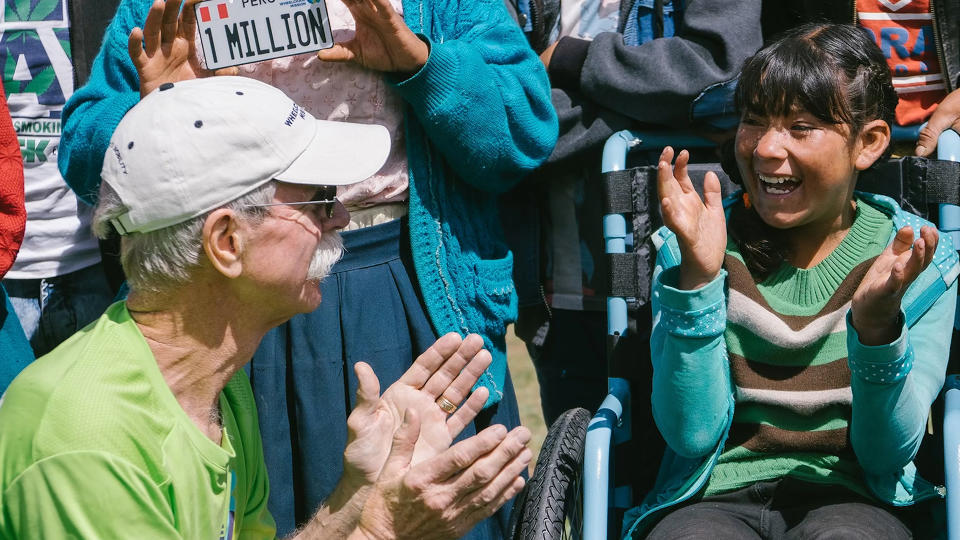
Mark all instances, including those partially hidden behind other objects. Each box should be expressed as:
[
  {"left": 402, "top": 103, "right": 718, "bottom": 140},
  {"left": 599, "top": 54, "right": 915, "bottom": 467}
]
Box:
[
  {"left": 944, "top": 375, "right": 960, "bottom": 540},
  {"left": 584, "top": 378, "right": 631, "bottom": 540}
]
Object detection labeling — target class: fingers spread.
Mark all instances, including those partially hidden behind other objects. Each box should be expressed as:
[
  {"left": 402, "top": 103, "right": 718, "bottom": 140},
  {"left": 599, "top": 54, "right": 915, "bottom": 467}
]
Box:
[{"left": 398, "top": 332, "right": 463, "bottom": 388}]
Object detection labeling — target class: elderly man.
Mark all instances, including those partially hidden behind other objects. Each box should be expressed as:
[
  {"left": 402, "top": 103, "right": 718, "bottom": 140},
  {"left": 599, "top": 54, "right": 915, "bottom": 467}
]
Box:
[{"left": 0, "top": 77, "right": 531, "bottom": 539}]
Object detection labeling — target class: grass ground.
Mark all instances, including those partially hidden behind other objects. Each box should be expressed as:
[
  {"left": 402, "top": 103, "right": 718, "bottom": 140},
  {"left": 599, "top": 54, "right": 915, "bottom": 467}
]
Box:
[{"left": 505, "top": 326, "right": 548, "bottom": 473}]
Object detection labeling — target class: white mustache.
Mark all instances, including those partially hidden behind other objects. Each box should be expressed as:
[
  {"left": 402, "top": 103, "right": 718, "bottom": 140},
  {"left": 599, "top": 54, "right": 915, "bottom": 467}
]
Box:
[{"left": 307, "top": 232, "right": 344, "bottom": 281}]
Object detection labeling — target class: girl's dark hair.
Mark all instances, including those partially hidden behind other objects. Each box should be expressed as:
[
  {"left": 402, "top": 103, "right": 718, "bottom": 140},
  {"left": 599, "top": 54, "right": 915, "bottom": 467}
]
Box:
[{"left": 727, "top": 23, "right": 899, "bottom": 279}]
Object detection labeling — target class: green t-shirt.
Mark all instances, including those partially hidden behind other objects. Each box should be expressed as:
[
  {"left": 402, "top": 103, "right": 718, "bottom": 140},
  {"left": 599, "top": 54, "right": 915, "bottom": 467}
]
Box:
[{"left": 0, "top": 302, "right": 277, "bottom": 539}]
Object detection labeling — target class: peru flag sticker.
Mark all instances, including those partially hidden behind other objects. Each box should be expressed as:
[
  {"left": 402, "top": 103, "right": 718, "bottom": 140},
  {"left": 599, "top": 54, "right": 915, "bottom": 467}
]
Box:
[{"left": 198, "top": 3, "right": 229, "bottom": 22}]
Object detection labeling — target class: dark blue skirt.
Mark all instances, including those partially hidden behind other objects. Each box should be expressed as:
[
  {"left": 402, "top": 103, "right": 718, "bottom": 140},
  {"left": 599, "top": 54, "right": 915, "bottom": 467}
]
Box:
[{"left": 248, "top": 217, "right": 521, "bottom": 538}]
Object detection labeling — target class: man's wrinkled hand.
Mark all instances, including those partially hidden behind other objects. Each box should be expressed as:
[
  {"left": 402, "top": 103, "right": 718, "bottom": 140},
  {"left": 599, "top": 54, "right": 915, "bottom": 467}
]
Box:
[
  {"left": 341, "top": 333, "right": 493, "bottom": 488},
  {"left": 356, "top": 416, "right": 531, "bottom": 540}
]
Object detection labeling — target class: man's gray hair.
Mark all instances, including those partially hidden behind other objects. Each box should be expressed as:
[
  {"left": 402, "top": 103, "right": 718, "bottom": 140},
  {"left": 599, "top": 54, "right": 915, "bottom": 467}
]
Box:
[{"left": 91, "top": 181, "right": 278, "bottom": 293}]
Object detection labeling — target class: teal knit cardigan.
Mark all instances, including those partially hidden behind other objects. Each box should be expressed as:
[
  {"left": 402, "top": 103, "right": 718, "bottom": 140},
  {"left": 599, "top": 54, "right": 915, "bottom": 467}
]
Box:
[{"left": 57, "top": 0, "right": 558, "bottom": 404}]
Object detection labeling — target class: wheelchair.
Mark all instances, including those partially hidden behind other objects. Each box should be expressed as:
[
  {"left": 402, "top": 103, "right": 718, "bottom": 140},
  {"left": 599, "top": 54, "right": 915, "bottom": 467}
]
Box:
[{"left": 509, "top": 127, "right": 960, "bottom": 540}]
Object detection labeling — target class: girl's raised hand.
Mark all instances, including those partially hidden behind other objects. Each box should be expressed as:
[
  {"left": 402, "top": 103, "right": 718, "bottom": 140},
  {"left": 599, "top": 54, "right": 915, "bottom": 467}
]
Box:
[
  {"left": 657, "top": 147, "right": 726, "bottom": 290},
  {"left": 851, "top": 225, "right": 938, "bottom": 345}
]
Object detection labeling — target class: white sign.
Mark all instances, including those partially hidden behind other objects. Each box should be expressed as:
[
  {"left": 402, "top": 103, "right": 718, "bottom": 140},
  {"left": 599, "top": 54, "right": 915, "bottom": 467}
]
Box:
[{"left": 195, "top": 0, "right": 334, "bottom": 70}]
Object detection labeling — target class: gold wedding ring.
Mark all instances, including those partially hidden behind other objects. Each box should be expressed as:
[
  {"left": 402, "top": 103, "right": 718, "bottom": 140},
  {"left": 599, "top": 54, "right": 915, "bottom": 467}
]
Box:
[{"left": 436, "top": 395, "right": 458, "bottom": 414}]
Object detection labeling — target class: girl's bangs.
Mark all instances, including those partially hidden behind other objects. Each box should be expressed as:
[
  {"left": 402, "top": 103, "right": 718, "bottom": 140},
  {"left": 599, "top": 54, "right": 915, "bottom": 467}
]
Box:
[{"left": 736, "top": 40, "right": 851, "bottom": 125}]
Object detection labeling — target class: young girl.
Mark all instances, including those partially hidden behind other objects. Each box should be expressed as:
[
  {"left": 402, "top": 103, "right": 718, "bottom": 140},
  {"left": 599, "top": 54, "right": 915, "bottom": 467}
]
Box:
[{"left": 624, "top": 24, "right": 960, "bottom": 539}]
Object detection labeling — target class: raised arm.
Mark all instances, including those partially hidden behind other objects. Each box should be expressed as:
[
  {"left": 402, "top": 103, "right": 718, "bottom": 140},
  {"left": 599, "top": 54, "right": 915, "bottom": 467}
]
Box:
[
  {"left": 849, "top": 226, "right": 958, "bottom": 474},
  {"left": 649, "top": 147, "right": 731, "bottom": 457},
  {"left": 389, "top": 0, "right": 558, "bottom": 193},
  {"left": 58, "top": 0, "right": 148, "bottom": 205}
]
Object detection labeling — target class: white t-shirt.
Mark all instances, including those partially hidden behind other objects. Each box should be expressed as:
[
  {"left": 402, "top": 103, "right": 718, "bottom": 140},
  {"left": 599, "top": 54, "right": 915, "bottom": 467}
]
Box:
[{"left": 1, "top": 0, "right": 100, "bottom": 279}]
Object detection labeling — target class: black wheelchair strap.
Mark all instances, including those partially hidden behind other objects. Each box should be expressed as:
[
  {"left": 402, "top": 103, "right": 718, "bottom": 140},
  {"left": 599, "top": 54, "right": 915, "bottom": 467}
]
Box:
[
  {"left": 857, "top": 158, "right": 960, "bottom": 218},
  {"left": 610, "top": 253, "right": 639, "bottom": 298},
  {"left": 603, "top": 170, "right": 640, "bottom": 215}
]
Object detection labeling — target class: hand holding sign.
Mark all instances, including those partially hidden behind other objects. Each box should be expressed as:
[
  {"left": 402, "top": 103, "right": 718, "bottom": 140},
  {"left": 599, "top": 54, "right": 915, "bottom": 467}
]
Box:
[
  {"left": 129, "top": 0, "right": 238, "bottom": 97},
  {"left": 316, "top": 0, "right": 429, "bottom": 75}
]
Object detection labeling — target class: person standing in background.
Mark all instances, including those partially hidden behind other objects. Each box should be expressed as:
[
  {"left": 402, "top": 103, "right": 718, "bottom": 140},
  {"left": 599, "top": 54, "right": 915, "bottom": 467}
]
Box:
[
  {"left": 760, "top": 0, "right": 959, "bottom": 156},
  {"left": 508, "top": 0, "right": 761, "bottom": 425},
  {"left": 0, "top": 0, "right": 112, "bottom": 360}
]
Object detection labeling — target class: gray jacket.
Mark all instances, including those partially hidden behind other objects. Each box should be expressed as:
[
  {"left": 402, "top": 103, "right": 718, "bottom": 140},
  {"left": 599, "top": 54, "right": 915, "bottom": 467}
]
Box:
[{"left": 544, "top": 0, "right": 763, "bottom": 165}]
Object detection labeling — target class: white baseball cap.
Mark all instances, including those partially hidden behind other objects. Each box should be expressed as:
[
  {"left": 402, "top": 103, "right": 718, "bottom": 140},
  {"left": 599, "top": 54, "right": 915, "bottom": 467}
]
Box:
[{"left": 101, "top": 76, "right": 391, "bottom": 235}]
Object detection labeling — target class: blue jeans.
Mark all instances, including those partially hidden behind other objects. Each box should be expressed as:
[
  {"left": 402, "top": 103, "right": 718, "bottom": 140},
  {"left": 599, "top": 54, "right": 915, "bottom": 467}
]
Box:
[{"left": 4, "top": 262, "right": 113, "bottom": 357}]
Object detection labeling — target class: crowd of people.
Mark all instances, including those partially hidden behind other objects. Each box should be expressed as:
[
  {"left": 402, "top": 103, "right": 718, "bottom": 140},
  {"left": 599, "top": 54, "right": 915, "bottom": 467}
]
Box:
[{"left": 0, "top": 0, "right": 959, "bottom": 538}]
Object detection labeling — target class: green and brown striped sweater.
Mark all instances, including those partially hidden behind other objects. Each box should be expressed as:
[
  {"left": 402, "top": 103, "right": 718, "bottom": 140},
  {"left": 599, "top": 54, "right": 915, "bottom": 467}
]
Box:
[{"left": 704, "top": 200, "right": 893, "bottom": 496}]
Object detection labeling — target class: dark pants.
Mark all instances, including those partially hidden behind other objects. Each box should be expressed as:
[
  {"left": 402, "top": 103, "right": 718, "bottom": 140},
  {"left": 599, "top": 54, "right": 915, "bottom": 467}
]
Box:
[
  {"left": 528, "top": 308, "right": 608, "bottom": 426},
  {"left": 247, "top": 218, "right": 522, "bottom": 538},
  {"left": 646, "top": 478, "right": 912, "bottom": 540}
]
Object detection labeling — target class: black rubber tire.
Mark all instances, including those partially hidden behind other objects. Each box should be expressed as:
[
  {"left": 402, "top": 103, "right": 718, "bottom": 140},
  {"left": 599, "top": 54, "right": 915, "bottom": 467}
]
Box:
[{"left": 509, "top": 407, "right": 591, "bottom": 540}]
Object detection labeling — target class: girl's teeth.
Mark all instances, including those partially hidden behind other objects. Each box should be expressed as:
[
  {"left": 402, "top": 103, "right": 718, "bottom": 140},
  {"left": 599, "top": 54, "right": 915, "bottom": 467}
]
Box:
[
  {"left": 758, "top": 174, "right": 798, "bottom": 184},
  {"left": 757, "top": 174, "right": 800, "bottom": 195}
]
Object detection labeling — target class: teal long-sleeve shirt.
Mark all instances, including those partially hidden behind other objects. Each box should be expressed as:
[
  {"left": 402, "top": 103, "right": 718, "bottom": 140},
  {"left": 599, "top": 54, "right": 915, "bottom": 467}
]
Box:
[{"left": 650, "top": 193, "right": 958, "bottom": 490}]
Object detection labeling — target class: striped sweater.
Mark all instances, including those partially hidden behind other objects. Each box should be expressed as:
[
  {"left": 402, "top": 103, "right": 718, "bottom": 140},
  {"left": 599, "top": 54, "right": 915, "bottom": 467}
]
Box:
[{"left": 705, "top": 200, "right": 893, "bottom": 496}]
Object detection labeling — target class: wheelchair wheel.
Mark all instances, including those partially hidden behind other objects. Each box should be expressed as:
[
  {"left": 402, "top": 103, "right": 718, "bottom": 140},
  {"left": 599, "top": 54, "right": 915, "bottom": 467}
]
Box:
[{"left": 509, "top": 407, "right": 590, "bottom": 540}]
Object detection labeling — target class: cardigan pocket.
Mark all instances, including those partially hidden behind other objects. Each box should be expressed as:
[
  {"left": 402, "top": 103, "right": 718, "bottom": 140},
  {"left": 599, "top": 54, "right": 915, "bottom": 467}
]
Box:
[{"left": 470, "top": 251, "right": 518, "bottom": 338}]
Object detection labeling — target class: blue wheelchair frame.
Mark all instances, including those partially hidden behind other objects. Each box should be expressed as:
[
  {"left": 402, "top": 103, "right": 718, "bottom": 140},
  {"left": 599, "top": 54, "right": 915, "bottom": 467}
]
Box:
[{"left": 587, "top": 128, "right": 960, "bottom": 540}]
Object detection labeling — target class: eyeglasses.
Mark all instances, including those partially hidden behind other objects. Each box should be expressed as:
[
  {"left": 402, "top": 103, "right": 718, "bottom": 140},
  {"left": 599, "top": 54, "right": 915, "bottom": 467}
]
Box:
[{"left": 243, "top": 185, "right": 339, "bottom": 218}]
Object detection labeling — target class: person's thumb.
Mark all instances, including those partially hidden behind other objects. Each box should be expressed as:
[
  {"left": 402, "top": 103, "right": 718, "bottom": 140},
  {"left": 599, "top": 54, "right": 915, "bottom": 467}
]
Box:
[
  {"left": 353, "top": 362, "right": 381, "bottom": 416},
  {"left": 916, "top": 117, "right": 950, "bottom": 156},
  {"left": 379, "top": 409, "right": 420, "bottom": 479},
  {"left": 317, "top": 43, "right": 357, "bottom": 64}
]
